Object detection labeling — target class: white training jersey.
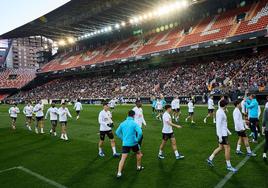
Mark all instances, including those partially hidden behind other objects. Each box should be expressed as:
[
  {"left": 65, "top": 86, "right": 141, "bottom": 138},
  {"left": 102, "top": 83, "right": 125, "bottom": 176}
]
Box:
[
  {"left": 33, "top": 104, "right": 44, "bottom": 117},
  {"left": 233, "top": 107, "right": 245, "bottom": 132},
  {"left": 162, "top": 112, "right": 173, "bottom": 134},
  {"left": 9, "top": 107, "right": 20, "bottom": 118},
  {"left": 155, "top": 100, "right": 163, "bottom": 110},
  {"left": 45, "top": 107, "right": 58, "bottom": 121},
  {"left": 132, "top": 106, "right": 146, "bottom": 128},
  {"left": 216, "top": 108, "right": 228, "bottom": 137},
  {"left": 188, "top": 101, "right": 194, "bottom": 113},
  {"left": 109, "top": 100, "right": 116, "bottom": 108},
  {"left": 23, "top": 105, "right": 33, "bottom": 117},
  {"left": 208, "top": 98, "right": 215, "bottom": 109},
  {"left": 58, "top": 107, "right": 72, "bottom": 122},
  {"left": 241, "top": 100, "right": 247, "bottom": 114},
  {"left": 74, "top": 102, "right": 83, "bottom": 111},
  {"left": 171, "top": 99, "right": 180, "bottom": 109},
  {"left": 98, "top": 110, "right": 113, "bottom": 131}
]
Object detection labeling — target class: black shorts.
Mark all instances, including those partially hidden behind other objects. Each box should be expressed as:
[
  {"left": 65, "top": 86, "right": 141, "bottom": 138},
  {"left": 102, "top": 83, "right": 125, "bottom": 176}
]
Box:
[
  {"left": 122, "top": 144, "right": 140, "bottom": 154},
  {"left": 51, "top": 120, "right": 58, "bottom": 126},
  {"left": 100, "top": 130, "right": 114, "bottom": 141},
  {"left": 208, "top": 109, "right": 214, "bottom": 113},
  {"left": 36, "top": 116, "right": 44, "bottom": 121},
  {"left": 76, "top": 110, "right": 80, "bottom": 115},
  {"left": 162, "top": 133, "right": 175, "bottom": 141},
  {"left": 188, "top": 112, "right": 194, "bottom": 116},
  {"left": 249, "top": 118, "right": 259, "bottom": 126},
  {"left": 110, "top": 107, "right": 115, "bottom": 110},
  {"left": 173, "top": 108, "right": 180, "bottom": 113},
  {"left": 26, "top": 116, "right": 32, "bottom": 121},
  {"left": 218, "top": 136, "right": 229, "bottom": 145},
  {"left": 60, "top": 121, "right": 67, "bottom": 126},
  {"left": 11, "top": 117, "right": 17, "bottom": 122},
  {"left": 237, "top": 130, "right": 247, "bottom": 137}
]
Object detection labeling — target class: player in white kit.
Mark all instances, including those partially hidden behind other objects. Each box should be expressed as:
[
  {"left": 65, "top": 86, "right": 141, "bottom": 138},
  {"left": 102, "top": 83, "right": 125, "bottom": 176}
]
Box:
[
  {"left": 185, "top": 99, "right": 195, "bottom": 124},
  {"left": 45, "top": 103, "right": 59, "bottom": 136},
  {"left": 204, "top": 96, "right": 216, "bottom": 124},
  {"left": 74, "top": 99, "right": 83, "bottom": 120},
  {"left": 23, "top": 102, "right": 34, "bottom": 131},
  {"left": 8, "top": 103, "right": 20, "bottom": 130},
  {"left": 58, "top": 102, "right": 72, "bottom": 140},
  {"left": 171, "top": 96, "right": 180, "bottom": 122}
]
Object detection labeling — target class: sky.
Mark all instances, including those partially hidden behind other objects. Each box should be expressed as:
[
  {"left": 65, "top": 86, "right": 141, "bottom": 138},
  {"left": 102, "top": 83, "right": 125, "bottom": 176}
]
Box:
[{"left": 0, "top": 0, "right": 70, "bottom": 35}]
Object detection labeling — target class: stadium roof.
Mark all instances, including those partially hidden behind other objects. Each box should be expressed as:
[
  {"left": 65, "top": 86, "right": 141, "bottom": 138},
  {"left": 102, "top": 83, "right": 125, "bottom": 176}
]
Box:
[
  {"left": 0, "top": 0, "right": 244, "bottom": 41},
  {"left": 0, "top": 0, "right": 207, "bottom": 40}
]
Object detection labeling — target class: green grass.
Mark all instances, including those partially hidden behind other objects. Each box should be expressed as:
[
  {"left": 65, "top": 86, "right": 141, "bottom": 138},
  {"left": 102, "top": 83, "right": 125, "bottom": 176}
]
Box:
[{"left": 0, "top": 104, "right": 267, "bottom": 188}]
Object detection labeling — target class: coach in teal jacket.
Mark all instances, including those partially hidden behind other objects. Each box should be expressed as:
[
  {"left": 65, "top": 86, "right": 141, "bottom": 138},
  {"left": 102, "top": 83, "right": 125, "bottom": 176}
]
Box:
[
  {"left": 246, "top": 96, "right": 259, "bottom": 118},
  {"left": 116, "top": 112, "right": 142, "bottom": 147}
]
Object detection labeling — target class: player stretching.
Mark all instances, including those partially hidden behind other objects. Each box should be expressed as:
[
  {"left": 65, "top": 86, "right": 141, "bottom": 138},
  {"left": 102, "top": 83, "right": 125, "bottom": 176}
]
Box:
[
  {"left": 171, "top": 96, "right": 180, "bottom": 122},
  {"left": 233, "top": 100, "right": 256, "bottom": 156},
  {"left": 23, "top": 102, "right": 34, "bottom": 131},
  {"left": 98, "top": 102, "right": 119, "bottom": 157},
  {"left": 33, "top": 100, "right": 45, "bottom": 134},
  {"left": 132, "top": 100, "right": 147, "bottom": 146},
  {"left": 116, "top": 110, "right": 143, "bottom": 178},
  {"left": 8, "top": 103, "right": 20, "bottom": 130},
  {"left": 207, "top": 100, "right": 237, "bottom": 172},
  {"left": 58, "top": 103, "right": 72, "bottom": 140},
  {"left": 158, "top": 105, "right": 184, "bottom": 160},
  {"left": 45, "top": 103, "right": 58, "bottom": 136},
  {"left": 204, "top": 96, "right": 216, "bottom": 124},
  {"left": 262, "top": 106, "right": 268, "bottom": 161},
  {"left": 185, "top": 99, "right": 195, "bottom": 124},
  {"left": 74, "top": 99, "right": 83, "bottom": 120}
]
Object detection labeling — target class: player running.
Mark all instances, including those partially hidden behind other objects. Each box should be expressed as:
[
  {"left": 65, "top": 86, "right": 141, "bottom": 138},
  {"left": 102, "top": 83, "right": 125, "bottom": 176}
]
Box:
[
  {"left": 132, "top": 100, "right": 147, "bottom": 146},
  {"left": 74, "top": 99, "right": 83, "bottom": 120},
  {"left": 158, "top": 105, "right": 184, "bottom": 160},
  {"left": 23, "top": 102, "right": 34, "bottom": 131},
  {"left": 8, "top": 103, "right": 20, "bottom": 130},
  {"left": 116, "top": 110, "right": 143, "bottom": 178},
  {"left": 45, "top": 103, "right": 58, "bottom": 136},
  {"left": 207, "top": 100, "right": 237, "bottom": 172},
  {"left": 33, "top": 100, "right": 45, "bottom": 134},
  {"left": 233, "top": 100, "right": 256, "bottom": 156},
  {"left": 109, "top": 98, "right": 117, "bottom": 112},
  {"left": 185, "top": 99, "right": 195, "bottom": 124},
  {"left": 155, "top": 98, "right": 163, "bottom": 120},
  {"left": 58, "top": 102, "right": 72, "bottom": 140},
  {"left": 151, "top": 96, "right": 157, "bottom": 117},
  {"left": 171, "top": 96, "right": 180, "bottom": 122},
  {"left": 204, "top": 96, "right": 216, "bottom": 124},
  {"left": 98, "top": 102, "right": 120, "bottom": 157}
]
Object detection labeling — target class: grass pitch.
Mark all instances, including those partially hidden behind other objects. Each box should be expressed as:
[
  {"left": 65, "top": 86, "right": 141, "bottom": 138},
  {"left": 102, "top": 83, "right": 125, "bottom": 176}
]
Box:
[{"left": 0, "top": 104, "right": 267, "bottom": 188}]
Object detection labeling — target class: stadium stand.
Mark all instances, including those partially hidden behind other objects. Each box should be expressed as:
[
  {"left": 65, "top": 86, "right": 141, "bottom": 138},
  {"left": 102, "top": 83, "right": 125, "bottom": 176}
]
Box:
[
  {"left": 0, "top": 68, "right": 36, "bottom": 89},
  {"left": 39, "top": 1, "right": 268, "bottom": 73},
  {"left": 11, "top": 53, "right": 268, "bottom": 100}
]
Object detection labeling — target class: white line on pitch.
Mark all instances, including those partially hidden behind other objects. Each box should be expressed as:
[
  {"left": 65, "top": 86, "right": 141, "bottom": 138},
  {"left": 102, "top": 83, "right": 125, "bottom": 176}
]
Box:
[
  {"left": 214, "top": 140, "right": 265, "bottom": 188},
  {"left": 17, "top": 166, "right": 67, "bottom": 188},
  {"left": 0, "top": 166, "right": 19, "bottom": 174}
]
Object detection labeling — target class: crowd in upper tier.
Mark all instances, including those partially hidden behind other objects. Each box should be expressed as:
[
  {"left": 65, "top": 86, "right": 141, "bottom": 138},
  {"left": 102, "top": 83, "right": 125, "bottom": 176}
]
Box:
[{"left": 9, "top": 53, "right": 268, "bottom": 100}]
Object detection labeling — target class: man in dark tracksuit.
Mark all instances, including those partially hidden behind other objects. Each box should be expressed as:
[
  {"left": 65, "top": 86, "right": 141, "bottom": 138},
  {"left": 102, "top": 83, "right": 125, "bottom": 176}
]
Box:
[{"left": 262, "top": 107, "right": 268, "bottom": 161}]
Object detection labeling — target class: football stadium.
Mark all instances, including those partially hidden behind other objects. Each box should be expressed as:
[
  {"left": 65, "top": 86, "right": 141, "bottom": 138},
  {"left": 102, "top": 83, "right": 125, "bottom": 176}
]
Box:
[{"left": 0, "top": 0, "right": 268, "bottom": 187}]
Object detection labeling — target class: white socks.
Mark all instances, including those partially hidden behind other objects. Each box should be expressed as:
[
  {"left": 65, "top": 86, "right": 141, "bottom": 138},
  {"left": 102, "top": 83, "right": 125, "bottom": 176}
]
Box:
[
  {"left": 174, "top": 150, "right": 179, "bottom": 157},
  {"left": 246, "top": 147, "right": 252, "bottom": 153},
  {"left": 99, "top": 147, "right": 103, "bottom": 154},
  {"left": 159, "top": 150, "right": 163, "bottom": 155},
  {"left": 226, "top": 160, "right": 232, "bottom": 167},
  {"left": 209, "top": 154, "right": 215, "bottom": 161},
  {"left": 236, "top": 145, "right": 241, "bottom": 151},
  {"left": 112, "top": 147, "right": 117, "bottom": 154}
]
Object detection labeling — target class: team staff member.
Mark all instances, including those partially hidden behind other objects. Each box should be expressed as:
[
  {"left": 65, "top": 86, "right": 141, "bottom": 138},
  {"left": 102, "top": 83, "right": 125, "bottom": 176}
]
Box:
[
  {"left": 207, "top": 100, "right": 237, "bottom": 172},
  {"left": 158, "top": 105, "right": 184, "bottom": 160},
  {"left": 23, "top": 102, "right": 34, "bottom": 131},
  {"left": 45, "top": 103, "right": 58, "bottom": 136},
  {"left": 33, "top": 100, "right": 45, "bottom": 134},
  {"left": 245, "top": 94, "right": 260, "bottom": 143},
  {"left": 132, "top": 100, "right": 147, "bottom": 146},
  {"left": 233, "top": 100, "right": 256, "bottom": 156},
  {"left": 8, "top": 103, "right": 20, "bottom": 130},
  {"left": 98, "top": 102, "right": 119, "bottom": 157},
  {"left": 116, "top": 110, "right": 143, "bottom": 178},
  {"left": 58, "top": 103, "right": 72, "bottom": 140}
]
